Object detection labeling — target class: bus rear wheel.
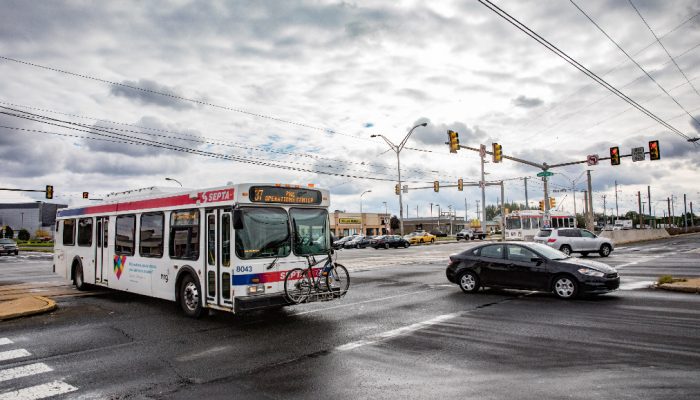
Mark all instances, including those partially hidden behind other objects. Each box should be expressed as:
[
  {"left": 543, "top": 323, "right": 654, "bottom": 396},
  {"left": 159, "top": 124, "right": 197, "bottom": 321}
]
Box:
[{"left": 179, "top": 274, "right": 204, "bottom": 318}]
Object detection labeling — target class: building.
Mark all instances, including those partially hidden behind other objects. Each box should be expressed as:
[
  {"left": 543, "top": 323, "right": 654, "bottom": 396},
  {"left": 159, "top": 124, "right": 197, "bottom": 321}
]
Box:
[
  {"left": 0, "top": 202, "right": 67, "bottom": 239},
  {"left": 330, "top": 211, "right": 391, "bottom": 237}
]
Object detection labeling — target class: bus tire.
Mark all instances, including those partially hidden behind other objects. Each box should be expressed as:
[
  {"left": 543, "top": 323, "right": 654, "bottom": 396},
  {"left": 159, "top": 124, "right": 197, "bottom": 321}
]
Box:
[
  {"left": 73, "top": 261, "right": 88, "bottom": 291},
  {"left": 179, "top": 274, "right": 204, "bottom": 318}
]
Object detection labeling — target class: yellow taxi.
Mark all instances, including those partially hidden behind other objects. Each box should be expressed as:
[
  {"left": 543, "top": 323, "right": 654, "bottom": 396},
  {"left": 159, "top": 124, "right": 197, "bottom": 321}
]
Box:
[{"left": 404, "top": 231, "right": 436, "bottom": 245}]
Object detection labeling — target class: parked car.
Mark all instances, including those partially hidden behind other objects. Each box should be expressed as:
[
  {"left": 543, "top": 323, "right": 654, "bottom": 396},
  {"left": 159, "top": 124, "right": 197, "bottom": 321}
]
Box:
[
  {"left": 445, "top": 242, "right": 620, "bottom": 299},
  {"left": 332, "top": 235, "right": 356, "bottom": 250},
  {"left": 372, "top": 235, "right": 410, "bottom": 249},
  {"left": 0, "top": 238, "right": 19, "bottom": 256},
  {"left": 343, "top": 235, "right": 372, "bottom": 249},
  {"left": 405, "top": 231, "right": 436, "bottom": 245},
  {"left": 430, "top": 229, "right": 448, "bottom": 238},
  {"left": 456, "top": 228, "right": 487, "bottom": 241},
  {"left": 533, "top": 228, "right": 614, "bottom": 257}
]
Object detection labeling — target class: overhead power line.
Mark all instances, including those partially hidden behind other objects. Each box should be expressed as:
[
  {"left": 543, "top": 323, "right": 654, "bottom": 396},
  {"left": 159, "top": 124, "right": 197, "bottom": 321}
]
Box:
[
  {"left": 569, "top": 0, "right": 700, "bottom": 127},
  {"left": 627, "top": 0, "right": 700, "bottom": 100},
  {"left": 478, "top": 0, "right": 691, "bottom": 141}
]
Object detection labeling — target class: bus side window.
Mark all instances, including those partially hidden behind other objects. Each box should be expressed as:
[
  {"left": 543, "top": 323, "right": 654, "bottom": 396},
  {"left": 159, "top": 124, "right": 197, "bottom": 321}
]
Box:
[
  {"left": 77, "top": 218, "right": 93, "bottom": 247},
  {"left": 62, "top": 219, "right": 76, "bottom": 246},
  {"left": 169, "top": 210, "right": 200, "bottom": 260},
  {"left": 115, "top": 215, "right": 136, "bottom": 256}
]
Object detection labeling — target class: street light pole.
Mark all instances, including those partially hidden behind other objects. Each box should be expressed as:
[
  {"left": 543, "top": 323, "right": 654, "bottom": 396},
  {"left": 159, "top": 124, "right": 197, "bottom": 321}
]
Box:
[
  {"left": 165, "top": 177, "right": 183, "bottom": 187},
  {"left": 371, "top": 122, "right": 428, "bottom": 236},
  {"left": 360, "top": 190, "right": 371, "bottom": 235}
]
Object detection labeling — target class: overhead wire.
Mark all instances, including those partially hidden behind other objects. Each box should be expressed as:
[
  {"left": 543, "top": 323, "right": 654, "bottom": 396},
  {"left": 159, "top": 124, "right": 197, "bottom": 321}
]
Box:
[{"left": 478, "top": 0, "right": 691, "bottom": 141}]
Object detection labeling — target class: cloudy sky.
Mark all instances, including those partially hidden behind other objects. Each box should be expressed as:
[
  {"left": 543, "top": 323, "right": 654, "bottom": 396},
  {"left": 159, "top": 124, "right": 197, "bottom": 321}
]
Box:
[{"left": 1, "top": 0, "right": 699, "bottom": 220}]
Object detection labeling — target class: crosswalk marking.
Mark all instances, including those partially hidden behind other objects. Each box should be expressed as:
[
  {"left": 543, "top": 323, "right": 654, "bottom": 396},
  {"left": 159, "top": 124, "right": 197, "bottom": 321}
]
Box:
[
  {"left": 0, "top": 380, "right": 78, "bottom": 400},
  {"left": 0, "top": 363, "right": 53, "bottom": 383},
  {"left": 0, "top": 339, "right": 12, "bottom": 346},
  {"left": 0, "top": 350, "right": 31, "bottom": 362}
]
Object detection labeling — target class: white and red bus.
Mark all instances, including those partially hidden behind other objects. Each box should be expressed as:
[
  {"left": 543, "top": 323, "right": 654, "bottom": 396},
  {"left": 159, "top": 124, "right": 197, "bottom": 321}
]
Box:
[
  {"left": 505, "top": 210, "right": 576, "bottom": 241},
  {"left": 54, "top": 183, "right": 335, "bottom": 317}
]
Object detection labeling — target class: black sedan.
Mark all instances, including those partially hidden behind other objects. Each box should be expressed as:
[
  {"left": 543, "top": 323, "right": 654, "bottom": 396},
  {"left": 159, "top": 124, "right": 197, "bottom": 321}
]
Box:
[
  {"left": 446, "top": 242, "right": 619, "bottom": 299},
  {"left": 372, "top": 235, "right": 410, "bottom": 249}
]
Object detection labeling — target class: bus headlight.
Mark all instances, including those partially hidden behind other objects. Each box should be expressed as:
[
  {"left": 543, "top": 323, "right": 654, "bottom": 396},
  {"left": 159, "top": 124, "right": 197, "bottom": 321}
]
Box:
[{"left": 247, "top": 284, "right": 266, "bottom": 295}]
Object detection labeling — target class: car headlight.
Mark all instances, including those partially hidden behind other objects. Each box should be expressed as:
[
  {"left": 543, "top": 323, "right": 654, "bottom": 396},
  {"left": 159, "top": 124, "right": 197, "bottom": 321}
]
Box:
[{"left": 577, "top": 268, "right": 604, "bottom": 277}]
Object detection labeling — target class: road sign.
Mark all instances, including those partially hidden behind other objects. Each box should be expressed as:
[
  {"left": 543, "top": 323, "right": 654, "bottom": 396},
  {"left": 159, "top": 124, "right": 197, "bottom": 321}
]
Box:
[
  {"left": 479, "top": 144, "right": 486, "bottom": 158},
  {"left": 402, "top": 185, "right": 408, "bottom": 193},
  {"left": 586, "top": 154, "right": 599, "bottom": 166},
  {"left": 536, "top": 171, "right": 554, "bottom": 177},
  {"left": 632, "top": 147, "right": 645, "bottom": 162},
  {"left": 479, "top": 181, "right": 485, "bottom": 189}
]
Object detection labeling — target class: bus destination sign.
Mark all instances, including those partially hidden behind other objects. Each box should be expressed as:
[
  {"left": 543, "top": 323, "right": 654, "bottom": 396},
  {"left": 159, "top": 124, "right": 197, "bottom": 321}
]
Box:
[{"left": 249, "top": 186, "right": 322, "bottom": 205}]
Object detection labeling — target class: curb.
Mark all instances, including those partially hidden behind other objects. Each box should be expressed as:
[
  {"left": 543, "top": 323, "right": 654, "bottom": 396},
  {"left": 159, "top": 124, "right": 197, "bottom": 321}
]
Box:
[
  {"left": 656, "top": 284, "right": 700, "bottom": 294},
  {"left": 0, "top": 296, "right": 57, "bottom": 321}
]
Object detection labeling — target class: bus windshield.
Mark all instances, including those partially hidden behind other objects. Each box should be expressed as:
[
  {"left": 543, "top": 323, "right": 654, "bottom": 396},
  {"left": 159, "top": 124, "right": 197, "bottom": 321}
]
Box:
[
  {"left": 506, "top": 217, "right": 522, "bottom": 230},
  {"left": 291, "top": 208, "right": 330, "bottom": 255},
  {"left": 235, "top": 208, "right": 291, "bottom": 259}
]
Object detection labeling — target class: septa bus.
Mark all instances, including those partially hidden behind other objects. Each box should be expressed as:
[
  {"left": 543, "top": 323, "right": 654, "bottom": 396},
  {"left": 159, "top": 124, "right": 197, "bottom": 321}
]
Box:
[
  {"left": 54, "top": 183, "right": 338, "bottom": 317},
  {"left": 504, "top": 210, "right": 576, "bottom": 241}
]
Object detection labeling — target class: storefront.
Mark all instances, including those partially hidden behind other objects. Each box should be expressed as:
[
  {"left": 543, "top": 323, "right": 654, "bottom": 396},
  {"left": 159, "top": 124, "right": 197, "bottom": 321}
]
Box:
[{"left": 330, "top": 211, "right": 391, "bottom": 237}]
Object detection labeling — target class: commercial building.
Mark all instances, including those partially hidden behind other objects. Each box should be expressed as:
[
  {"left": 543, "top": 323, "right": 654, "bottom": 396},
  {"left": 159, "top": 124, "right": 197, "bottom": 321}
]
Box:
[
  {"left": 0, "top": 202, "right": 67, "bottom": 239},
  {"left": 330, "top": 211, "right": 391, "bottom": 237}
]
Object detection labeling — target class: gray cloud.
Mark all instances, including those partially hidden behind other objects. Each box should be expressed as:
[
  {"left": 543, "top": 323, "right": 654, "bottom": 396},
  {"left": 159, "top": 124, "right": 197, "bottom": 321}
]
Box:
[
  {"left": 512, "top": 95, "right": 544, "bottom": 108},
  {"left": 110, "top": 79, "right": 194, "bottom": 110},
  {"left": 409, "top": 118, "right": 488, "bottom": 147}
]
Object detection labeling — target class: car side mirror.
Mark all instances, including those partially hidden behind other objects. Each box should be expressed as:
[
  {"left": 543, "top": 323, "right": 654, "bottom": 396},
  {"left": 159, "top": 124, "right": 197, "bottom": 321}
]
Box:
[
  {"left": 531, "top": 257, "right": 543, "bottom": 265},
  {"left": 233, "top": 209, "right": 244, "bottom": 230}
]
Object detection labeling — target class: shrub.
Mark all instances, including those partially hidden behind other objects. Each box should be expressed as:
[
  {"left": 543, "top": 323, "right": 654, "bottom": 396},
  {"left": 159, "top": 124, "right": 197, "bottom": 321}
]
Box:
[{"left": 17, "top": 229, "right": 30, "bottom": 241}]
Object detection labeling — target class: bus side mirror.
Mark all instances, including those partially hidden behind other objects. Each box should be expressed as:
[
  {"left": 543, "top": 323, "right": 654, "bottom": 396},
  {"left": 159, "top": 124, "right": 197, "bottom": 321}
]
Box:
[
  {"left": 330, "top": 232, "right": 337, "bottom": 243},
  {"left": 233, "top": 209, "right": 244, "bottom": 230}
]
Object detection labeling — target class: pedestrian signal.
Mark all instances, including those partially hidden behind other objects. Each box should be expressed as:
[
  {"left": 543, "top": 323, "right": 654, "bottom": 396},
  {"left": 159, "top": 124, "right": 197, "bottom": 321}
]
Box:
[{"left": 610, "top": 146, "right": 620, "bottom": 165}]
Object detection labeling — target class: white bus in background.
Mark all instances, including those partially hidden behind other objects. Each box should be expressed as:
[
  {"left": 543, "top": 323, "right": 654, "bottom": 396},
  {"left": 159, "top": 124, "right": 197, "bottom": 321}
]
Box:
[
  {"left": 505, "top": 210, "right": 576, "bottom": 241},
  {"left": 54, "top": 183, "right": 337, "bottom": 318}
]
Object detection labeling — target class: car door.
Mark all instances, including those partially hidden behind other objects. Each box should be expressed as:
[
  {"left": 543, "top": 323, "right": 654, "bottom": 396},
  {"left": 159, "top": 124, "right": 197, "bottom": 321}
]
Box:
[
  {"left": 563, "top": 229, "right": 583, "bottom": 251},
  {"left": 475, "top": 244, "right": 506, "bottom": 285},
  {"left": 580, "top": 230, "right": 598, "bottom": 251},
  {"left": 505, "top": 244, "right": 548, "bottom": 290}
]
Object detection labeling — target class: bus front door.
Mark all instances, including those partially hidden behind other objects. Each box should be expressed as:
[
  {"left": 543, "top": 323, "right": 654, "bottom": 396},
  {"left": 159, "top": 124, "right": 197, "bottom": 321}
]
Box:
[
  {"left": 95, "top": 216, "right": 109, "bottom": 285},
  {"left": 205, "top": 209, "right": 233, "bottom": 309}
]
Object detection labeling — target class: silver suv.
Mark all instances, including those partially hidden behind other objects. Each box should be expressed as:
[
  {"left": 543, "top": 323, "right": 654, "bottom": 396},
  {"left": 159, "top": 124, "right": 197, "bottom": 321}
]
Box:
[{"left": 533, "top": 228, "right": 613, "bottom": 257}]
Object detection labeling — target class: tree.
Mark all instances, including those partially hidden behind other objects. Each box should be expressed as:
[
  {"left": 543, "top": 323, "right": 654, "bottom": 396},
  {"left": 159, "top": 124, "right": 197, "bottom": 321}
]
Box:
[
  {"left": 390, "top": 215, "right": 400, "bottom": 232},
  {"left": 18, "top": 229, "right": 30, "bottom": 241},
  {"left": 2, "top": 226, "right": 13, "bottom": 239}
]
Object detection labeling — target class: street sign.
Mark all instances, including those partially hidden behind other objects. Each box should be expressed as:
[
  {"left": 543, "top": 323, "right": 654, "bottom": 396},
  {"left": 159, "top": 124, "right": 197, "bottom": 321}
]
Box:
[
  {"left": 632, "top": 147, "right": 645, "bottom": 162},
  {"left": 536, "top": 171, "right": 554, "bottom": 177},
  {"left": 479, "top": 144, "right": 486, "bottom": 158},
  {"left": 586, "top": 154, "right": 599, "bottom": 166},
  {"left": 402, "top": 185, "right": 408, "bottom": 193},
  {"left": 479, "top": 181, "right": 485, "bottom": 189}
]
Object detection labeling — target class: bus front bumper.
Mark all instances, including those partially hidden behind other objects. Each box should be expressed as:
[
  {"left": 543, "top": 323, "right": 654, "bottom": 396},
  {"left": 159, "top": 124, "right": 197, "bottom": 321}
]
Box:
[{"left": 234, "top": 293, "right": 290, "bottom": 313}]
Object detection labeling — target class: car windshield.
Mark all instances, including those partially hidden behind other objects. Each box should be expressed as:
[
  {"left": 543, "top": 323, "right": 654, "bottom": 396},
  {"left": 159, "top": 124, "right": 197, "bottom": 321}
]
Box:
[
  {"left": 0, "top": 239, "right": 14, "bottom": 244},
  {"left": 527, "top": 242, "right": 570, "bottom": 260}
]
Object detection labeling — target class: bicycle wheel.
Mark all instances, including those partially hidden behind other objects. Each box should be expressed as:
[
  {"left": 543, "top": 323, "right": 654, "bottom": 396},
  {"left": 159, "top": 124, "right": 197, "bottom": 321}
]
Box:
[
  {"left": 325, "top": 263, "right": 350, "bottom": 297},
  {"left": 284, "top": 268, "right": 312, "bottom": 304}
]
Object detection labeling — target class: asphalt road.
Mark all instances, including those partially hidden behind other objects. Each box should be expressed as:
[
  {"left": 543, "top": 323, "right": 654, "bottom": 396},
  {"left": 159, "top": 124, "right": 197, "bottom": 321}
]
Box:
[{"left": 1, "top": 234, "right": 699, "bottom": 399}]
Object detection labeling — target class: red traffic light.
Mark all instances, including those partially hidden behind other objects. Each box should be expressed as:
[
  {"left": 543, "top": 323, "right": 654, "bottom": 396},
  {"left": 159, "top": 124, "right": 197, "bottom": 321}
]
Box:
[
  {"left": 610, "top": 146, "right": 620, "bottom": 165},
  {"left": 649, "top": 140, "right": 660, "bottom": 161}
]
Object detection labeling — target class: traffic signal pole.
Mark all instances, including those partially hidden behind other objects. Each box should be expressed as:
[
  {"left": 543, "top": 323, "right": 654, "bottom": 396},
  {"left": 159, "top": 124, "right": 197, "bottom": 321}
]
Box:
[{"left": 481, "top": 150, "right": 487, "bottom": 234}]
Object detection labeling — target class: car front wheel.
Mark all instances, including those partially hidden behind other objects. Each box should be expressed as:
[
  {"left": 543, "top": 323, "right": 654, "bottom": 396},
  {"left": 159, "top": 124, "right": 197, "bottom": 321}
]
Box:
[
  {"left": 458, "top": 271, "right": 480, "bottom": 293},
  {"left": 552, "top": 275, "right": 578, "bottom": 299},
  {"left": 599, "top": 244, "right": 612, "bottom": 257}
]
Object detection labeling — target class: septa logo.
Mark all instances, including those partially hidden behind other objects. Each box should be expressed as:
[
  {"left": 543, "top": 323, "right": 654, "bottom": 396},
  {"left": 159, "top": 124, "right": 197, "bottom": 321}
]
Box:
[
  {"left": 199, "top": 188, "right": 234, "bottom": 203},
  {"left": 114, "top": 255, "right": 126, "bottom": 279}
]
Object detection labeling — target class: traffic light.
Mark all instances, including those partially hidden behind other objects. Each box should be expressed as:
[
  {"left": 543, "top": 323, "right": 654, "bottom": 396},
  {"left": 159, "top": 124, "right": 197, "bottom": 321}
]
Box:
[
  {"left": 447, "top": 130, "right": 460, "bottom": 153},
  {"left": 458, "top": 178, "right": 463, "bottom": 191},
  {"left": 82, "top": 192, "right": 89, "bottom": 199},
  {"left": 492, "top": 143, "right": 502, "bottom": 163},
  {"left": 45, "top": 185, "right": 53, "bottom": 199},
  {"left": 433, "top": 181, "right": 440, "bottom": 192},
  {"left": 610, "top": 146, "right": 620, "bottom": 165},
  {"left": 649, "top": 140, "right": 660, "bottom": 161},
  {"left": 395, "top": 184, "right": 400, "bottom": 195},
  {"left": 549, "top": 197, "right": 556, "bottom": 209},
  {"left": 538, "top": 200, "right": 544, "bottom": 211}
]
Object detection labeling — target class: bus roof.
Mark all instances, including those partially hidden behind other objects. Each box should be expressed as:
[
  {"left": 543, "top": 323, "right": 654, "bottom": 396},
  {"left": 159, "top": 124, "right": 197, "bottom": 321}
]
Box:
[{"left": 57, "top": 183, "right": 329, "bottom": 218}]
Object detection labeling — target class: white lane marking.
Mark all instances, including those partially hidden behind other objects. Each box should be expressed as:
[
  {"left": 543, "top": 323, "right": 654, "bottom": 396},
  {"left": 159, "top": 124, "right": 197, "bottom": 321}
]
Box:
[
  {"left": 0, "top": 339, "right": 12, "bottom": 346},
  {"left": 336, "top": 312, "right": 460, "bottom": 352},
  {"left": 290, "top": 288, "right": 438, "bottom": 316},
  {"left": 0, "top": 349, "right": 31, "bottom": 362},
  {"left": 0, "top": 380, "right": 78, "bottom": 400},
  {"left": 0, "top": 363, "right": 53, "bottom": 383},
  {"left": 619, "top": 281, "right": 654, "bottom": 290}
]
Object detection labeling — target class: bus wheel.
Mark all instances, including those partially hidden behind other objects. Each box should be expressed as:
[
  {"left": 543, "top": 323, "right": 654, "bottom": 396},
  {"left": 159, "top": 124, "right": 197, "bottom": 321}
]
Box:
[
  {"left": 179, "top": 274, "right": 204, "bottom": 318},
  {"left": 73, "top": 263, "right": 88, "bottom": 291}
]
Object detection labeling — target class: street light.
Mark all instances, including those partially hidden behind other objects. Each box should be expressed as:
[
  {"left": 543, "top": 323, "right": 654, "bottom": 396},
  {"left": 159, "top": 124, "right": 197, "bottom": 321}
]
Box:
[
  {"left": 165, "top": 177, "right": 182, "bottom": 187},
  {"left": 371, "top": 122, "right": 428, "bottom": 235},
  {"left": 360, "top": 190, "right": 372, "bottom": 235}
]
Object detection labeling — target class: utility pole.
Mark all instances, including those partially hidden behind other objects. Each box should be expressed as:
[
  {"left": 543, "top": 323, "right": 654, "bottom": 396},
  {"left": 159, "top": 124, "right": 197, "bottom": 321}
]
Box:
[
  {"left": 614, "top": 180, "right": 619, "bottom": 221},
  {"left": 523, "top": 177, "right": 529, "bottom": 209},
  {"left": 647, "top": 186, "right": 652, "bottom": 228},
  {"left": 667, "top": 197, "right": 672, "bottom": 228},
  {"left": 602, "top": 195, "right": 607, "bottom": 226},
  {"left": 480, "top": 145, "right": 487, "bottom": 233},
  {"left": 464, "top": 198, "right": 468, "bottom": 222},
  {"left": 500, "top": 181, "right": 505, "bottom": 241},
  {"left": 684, "top": 194, "right": 688, "bottom": 231},
  {"left": 583, "top": 190, "right": 589, "bottom": 216},
  {"left": 691, "top": 202, "right": 695, "bottom": 227},
  {"left": 636, "top": 191, "right": 642, "bottom": 229},
  {"left": 476, "top": 200, "right": 481, "bottom": 223},
  {"left": 586, "top": 170, "right": 594, "bottom": 230}
]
